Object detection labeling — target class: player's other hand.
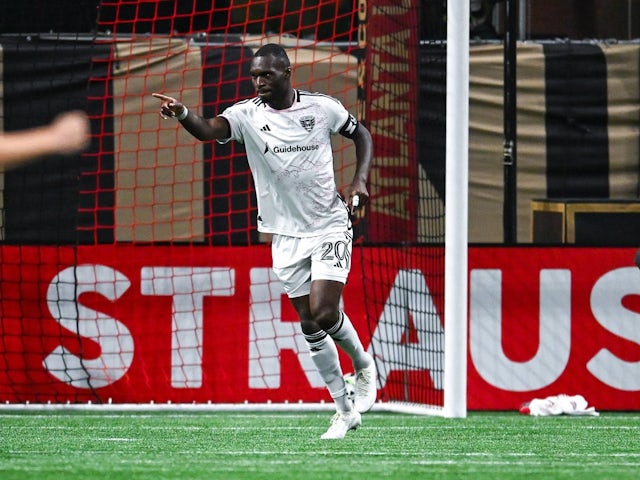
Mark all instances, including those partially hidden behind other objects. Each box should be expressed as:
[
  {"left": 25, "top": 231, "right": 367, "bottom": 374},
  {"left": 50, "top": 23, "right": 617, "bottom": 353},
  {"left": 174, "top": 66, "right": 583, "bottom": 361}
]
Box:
[
  {"left": 51, "top": 111, "right": 90, "bottom": 154},
  {"left": 152, "top": 93, "right": 186, "bottom": 119},
  {"left": 343, "top": 185, "right": 369, "bottom": 217}
]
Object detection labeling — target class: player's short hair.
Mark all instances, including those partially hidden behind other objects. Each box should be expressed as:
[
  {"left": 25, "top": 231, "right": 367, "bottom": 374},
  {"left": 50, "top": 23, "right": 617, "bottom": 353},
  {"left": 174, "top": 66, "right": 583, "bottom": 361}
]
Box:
[{"left": 255, "top": 43, "right": 290, "bottom": 66}]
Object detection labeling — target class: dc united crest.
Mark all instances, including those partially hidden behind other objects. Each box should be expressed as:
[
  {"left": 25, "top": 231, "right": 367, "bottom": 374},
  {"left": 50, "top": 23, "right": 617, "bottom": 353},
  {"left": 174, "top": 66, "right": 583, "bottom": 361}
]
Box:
[{"left": 299, "top": 115, "right": 315, "bottom": 132}]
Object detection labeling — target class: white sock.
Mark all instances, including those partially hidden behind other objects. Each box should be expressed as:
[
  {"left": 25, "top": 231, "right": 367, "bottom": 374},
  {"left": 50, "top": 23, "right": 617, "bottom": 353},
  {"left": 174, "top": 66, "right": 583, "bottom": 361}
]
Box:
[
  {"left": 326, "top": 311, "right": 371, "bottom": 371},
  {"left": 304, "top": 331, "right": 352, "bottom": 413}
]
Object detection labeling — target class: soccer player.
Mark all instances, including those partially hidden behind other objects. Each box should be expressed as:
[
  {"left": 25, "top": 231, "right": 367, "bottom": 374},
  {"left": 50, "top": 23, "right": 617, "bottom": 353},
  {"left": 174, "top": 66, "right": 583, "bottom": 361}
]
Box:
[
  {"left": 153, "top": 43, "right": 376, "bottom": 439},
  {"left": 0, "top": 111, "right": 90, "bottom": 169}
]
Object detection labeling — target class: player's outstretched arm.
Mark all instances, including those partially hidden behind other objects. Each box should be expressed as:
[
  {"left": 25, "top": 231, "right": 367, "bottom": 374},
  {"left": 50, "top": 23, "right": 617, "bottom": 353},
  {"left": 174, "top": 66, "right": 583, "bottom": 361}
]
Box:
[
  {"left": 0, "top": 110, "right": 89, "bottom": 169},
  {"left": 152, "top": 93, "right": 231, "bottom": 141}
]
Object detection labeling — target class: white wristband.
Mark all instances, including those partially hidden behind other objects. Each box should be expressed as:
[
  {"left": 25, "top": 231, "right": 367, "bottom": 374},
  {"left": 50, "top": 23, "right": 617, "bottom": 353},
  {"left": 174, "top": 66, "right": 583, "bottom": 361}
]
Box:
[{"left": 176, "top": 107, "right": 188, "bottom": 121}]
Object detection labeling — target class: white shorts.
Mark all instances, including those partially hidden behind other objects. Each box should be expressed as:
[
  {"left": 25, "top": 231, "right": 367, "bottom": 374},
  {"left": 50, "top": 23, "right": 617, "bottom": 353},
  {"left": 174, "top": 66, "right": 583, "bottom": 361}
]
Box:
[{"left": 271, "top": 229, "right": 353, "bottom": 298}]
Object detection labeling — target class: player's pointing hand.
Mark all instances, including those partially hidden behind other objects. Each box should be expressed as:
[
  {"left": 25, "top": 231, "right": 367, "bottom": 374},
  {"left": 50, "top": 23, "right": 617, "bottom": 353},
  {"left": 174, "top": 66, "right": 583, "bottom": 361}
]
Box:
[{"left": 152, "top": 93, "right": 186, "bottom": 120}]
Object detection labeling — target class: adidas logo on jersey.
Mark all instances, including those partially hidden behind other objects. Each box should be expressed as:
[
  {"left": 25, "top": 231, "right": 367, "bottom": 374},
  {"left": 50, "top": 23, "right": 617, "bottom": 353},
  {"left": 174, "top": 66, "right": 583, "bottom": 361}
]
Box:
[{"left": 260, "top": 124, "right": 271, "bottom": 131}]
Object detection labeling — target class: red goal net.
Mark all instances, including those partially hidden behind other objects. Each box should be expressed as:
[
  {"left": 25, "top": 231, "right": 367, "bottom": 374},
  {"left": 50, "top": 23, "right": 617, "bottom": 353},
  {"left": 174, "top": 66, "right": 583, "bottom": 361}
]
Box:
[
  {"left": 1, "top": 1, "right": 446, "bottom": 412},
  {"left": 84, "top": 0, "right": 362, "bottom": 246}
]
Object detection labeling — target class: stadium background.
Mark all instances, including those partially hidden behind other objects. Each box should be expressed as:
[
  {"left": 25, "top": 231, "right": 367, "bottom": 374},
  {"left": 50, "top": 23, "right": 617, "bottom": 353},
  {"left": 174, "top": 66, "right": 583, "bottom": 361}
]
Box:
[{"left": 0, "top": 1, "right": 639, "bottom": 411}]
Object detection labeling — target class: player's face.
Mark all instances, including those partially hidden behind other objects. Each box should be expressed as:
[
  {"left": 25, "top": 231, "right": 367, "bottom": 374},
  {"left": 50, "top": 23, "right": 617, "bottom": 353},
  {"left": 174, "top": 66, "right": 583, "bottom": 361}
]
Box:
[{"left": 250, "top": 55, "right": 291, "bottom": 106}]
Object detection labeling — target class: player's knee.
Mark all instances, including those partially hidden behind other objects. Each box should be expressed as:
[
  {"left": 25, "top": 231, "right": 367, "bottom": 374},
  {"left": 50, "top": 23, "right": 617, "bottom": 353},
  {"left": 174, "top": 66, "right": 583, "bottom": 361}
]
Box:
[
  {"left": 312, "top": 304, "right": 340, "bottom": 332},
  {"left": 299, "top": 318, "right": 319, "bottom": 336}
]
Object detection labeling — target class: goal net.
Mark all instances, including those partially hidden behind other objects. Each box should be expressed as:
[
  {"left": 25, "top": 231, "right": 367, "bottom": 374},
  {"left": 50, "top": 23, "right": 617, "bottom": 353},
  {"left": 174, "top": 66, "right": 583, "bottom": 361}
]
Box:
[{"left": 0, "top": 0, "right": 466, "bottom": 416}]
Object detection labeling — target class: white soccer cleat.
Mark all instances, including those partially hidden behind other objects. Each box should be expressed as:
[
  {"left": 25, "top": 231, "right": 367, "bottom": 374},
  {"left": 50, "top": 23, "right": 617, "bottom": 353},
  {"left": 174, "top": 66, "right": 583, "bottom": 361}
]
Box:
[
  {"left": 354, "top": 358, "right": 377, "bottom": 413},
  {"left": 320, "top": 410, "right": 362, "bottom": 440}
]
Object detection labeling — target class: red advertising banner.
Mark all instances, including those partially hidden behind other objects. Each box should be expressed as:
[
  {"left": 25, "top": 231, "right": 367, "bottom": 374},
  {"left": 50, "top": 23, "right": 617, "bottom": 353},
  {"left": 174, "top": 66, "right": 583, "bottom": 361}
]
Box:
[
  {"left": 0, "top": 245, "right": 367, "bottom": 404},
  {"left": 363, "top": 0, "right": 420, "bottom": 241},
  {"left": 468, "top": 247, "right": 640, "bottom": 411},
  {"left": 1, "top": 245, "right": 639, "bottom": 410}
]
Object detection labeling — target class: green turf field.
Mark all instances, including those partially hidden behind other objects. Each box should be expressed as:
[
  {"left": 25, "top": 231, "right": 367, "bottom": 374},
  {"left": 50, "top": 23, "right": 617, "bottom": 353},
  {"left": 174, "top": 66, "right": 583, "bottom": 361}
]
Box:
[{"left": 1, "top": 410, "right": 638, "bottom": 479}]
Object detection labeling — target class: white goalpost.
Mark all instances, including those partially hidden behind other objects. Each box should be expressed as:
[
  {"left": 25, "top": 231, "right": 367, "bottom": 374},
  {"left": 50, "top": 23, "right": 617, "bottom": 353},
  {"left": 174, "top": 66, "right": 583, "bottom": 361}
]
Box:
[{"left": 443, "top": 0, "right": 470, "bottom": 418}]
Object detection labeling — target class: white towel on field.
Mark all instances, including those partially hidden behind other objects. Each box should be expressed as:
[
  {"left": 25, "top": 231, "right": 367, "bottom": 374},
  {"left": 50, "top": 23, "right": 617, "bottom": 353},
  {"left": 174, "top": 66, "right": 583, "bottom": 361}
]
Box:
[{"left": 519, "top": 394, "right": 599, "bottom": 416}]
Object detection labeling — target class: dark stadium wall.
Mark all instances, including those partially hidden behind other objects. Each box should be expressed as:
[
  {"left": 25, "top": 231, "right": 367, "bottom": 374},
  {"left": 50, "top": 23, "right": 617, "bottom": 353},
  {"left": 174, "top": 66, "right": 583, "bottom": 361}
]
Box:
[
  {"left": 525, "top": 0, "right": 639, "bottom": 40},
  {"left": 2, "top": 1, "right": 635, "bottom": 40},
  {"left": 1, "top": 27, "right": 363, "bottom": 244},
  {"left": 1, "top": 38, "right": 108, "bottom": 244},
  {"left": 417, "top": 41, "right": 640, "bottom": 243},
  {"left": 0, "top": 1, "right": 100, "bottom": 34},
  {"left": 201, "top": 44, "right": 260, "bottom": 245},
  {"left": 2, "top": 37, "right": 639, "bottom": 244},
  {"left": 543, "top": 42, "right": 609, "bottom": 199}
]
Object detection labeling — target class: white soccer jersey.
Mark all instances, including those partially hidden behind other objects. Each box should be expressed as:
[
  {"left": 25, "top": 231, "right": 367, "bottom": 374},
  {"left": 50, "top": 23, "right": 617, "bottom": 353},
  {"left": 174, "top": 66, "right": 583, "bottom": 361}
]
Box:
[{"left": 218, "top": 90, "right": 358, "bottom": 237}]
